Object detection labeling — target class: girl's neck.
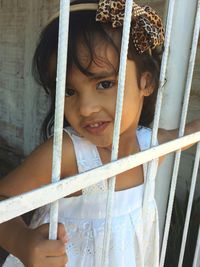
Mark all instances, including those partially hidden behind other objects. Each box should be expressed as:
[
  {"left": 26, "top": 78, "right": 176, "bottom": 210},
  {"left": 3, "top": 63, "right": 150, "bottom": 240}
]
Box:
[{"left": 105, "top": 127, "right": 139, "bottom": 159}]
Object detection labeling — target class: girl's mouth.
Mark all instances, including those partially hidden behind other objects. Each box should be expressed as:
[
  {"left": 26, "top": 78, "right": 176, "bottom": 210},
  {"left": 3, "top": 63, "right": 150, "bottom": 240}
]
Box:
[{"left": 84, "top": 121, "right": 110, "bottom": 134}]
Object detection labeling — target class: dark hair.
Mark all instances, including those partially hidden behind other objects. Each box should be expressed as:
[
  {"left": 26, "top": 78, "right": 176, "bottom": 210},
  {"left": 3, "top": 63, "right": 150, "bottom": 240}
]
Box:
[{"left": 32, "top": 4, "right": 163, "bottom": 140}]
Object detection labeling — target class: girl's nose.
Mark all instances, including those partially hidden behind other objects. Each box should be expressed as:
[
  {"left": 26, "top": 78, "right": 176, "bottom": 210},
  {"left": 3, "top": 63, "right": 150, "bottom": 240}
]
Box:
[{"left": 79, "top": 94, "right": 101, "bottom": 117}]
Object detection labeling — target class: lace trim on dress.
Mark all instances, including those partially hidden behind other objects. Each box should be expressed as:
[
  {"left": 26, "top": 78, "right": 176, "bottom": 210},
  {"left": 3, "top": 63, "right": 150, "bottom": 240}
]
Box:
[
  {"left": 63, "top": 127, "right": 108, "bottom": 195},
  {"left": 63, "top": 126, "right": 158, "bottom": 196}
]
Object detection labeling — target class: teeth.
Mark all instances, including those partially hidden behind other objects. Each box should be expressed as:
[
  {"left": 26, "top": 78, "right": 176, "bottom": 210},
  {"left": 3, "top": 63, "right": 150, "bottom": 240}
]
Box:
[{"left": 89, "top": 122, "right": 102, "bottom": 128}]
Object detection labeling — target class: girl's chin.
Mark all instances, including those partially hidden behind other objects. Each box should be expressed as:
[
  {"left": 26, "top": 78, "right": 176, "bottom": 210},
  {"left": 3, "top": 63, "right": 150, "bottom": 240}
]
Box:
[
  {"left": 82, "top": 134, "right": 112, "bottom": 148},
  {"left": 75, "top": 129, "right": 112, "bottom": 147},
  {"left": 91, "top": 139, "right": 112, "bottom": 149}
]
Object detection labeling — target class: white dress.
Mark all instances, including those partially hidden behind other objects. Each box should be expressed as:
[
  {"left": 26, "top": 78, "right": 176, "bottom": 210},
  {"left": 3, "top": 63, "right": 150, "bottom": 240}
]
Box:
[{"left": 3, "top": 127, "right": 160, "bottom": 267}]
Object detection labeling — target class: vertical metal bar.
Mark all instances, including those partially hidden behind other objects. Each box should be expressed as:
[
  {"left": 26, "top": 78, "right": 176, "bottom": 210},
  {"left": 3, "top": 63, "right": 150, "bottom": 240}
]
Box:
[
  {"left": 49, "top": 0, "right": 70, "bottom": 240},
  {"left": 150, "top": 0, "right": 176, "bottom": 146},
  {"left": 156, "top": 0, "right": 199, "bottom": 245},
  {"left": 143, "top": 0, "right": 176, "bottom": 214},
  {"left": 160, "top": 1, "right": 200, "bottom": 264},
  {"left": 193, "top": 225, "right": 200, "bottom": 267},
  {"left": 178, "top": 142, "right": 200, "bottom": 266},
  {"left": 101, "top": 1, "right": 133, "bottom": 266}
]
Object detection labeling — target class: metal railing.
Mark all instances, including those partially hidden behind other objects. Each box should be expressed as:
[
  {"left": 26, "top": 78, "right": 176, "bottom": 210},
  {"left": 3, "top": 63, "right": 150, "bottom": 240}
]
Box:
[{"left": 0, "top": 0, "right": 200, "bottom": 266}]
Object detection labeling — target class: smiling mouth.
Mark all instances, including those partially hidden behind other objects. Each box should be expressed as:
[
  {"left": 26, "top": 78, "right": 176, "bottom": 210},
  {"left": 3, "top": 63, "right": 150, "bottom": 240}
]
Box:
[{"left": 84, "top": 121, "right": 110, "bottom": 134}]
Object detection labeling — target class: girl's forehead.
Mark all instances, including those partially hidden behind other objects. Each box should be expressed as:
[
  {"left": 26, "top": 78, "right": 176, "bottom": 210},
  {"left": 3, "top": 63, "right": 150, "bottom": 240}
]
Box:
[
  {"left": 75, "top": 27, "right": 121, "bottom": 67},
  {"left": 67, "top": 41, "right": 119, "bottom": 84},
  {"left": 77, "top": 41, "right": 118, "bottom": 67}
]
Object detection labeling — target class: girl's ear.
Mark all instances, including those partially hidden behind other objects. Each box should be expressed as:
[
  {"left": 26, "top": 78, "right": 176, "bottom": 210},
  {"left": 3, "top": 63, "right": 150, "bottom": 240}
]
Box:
[{"left": 140, "top": 72, "right": 154, "bottom": 96}]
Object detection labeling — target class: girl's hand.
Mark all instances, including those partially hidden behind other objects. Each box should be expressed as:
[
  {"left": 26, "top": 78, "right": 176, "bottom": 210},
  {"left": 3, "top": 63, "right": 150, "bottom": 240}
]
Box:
[
  {"left": 21, "top": 223, "right": 68, "bottom": 267},
  {"left": 158, "top": 119, "right": 200, "bottom": 164},
  {"left": 158, "top": 119, "right": 200, "bottom": 145},
  {"left": 185, "top": 119, "right": 200, "bottom": 135}
]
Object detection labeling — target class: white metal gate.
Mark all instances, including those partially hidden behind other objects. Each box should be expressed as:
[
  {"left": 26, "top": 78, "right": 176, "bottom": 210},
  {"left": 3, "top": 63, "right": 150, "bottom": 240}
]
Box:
[{"left": 0, "top": 0, "right": 200, "bottom": 266}]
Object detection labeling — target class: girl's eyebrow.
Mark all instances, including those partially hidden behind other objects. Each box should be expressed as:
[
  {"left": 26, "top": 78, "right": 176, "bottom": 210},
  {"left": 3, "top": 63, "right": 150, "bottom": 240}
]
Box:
[
  {"left": 66, "top": 70, "right": 117, "bottom": 87},
  {"left": 91, "top": 70, "right": 116, "bottom": 80}
]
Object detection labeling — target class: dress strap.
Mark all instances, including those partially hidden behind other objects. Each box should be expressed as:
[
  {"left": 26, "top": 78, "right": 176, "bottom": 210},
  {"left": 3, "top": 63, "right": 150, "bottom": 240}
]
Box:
[
  {"left": 64, "top": 127, "right": 108, "bottom": 195},
  {"left": 136, "top": 126, "right": 158, "bottom": 181},
  {"left": 136, "top": 127, "right": 159, "bottom": 201}
]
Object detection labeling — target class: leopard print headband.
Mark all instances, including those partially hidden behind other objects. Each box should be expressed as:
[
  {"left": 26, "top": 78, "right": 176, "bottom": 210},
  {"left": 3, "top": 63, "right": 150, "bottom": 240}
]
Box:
[
  {"left": 53, "top": 1, "right": 164, "bottom": 54},
  {"left": 96, "top": 0, "right": 165, "bottom": 54}
]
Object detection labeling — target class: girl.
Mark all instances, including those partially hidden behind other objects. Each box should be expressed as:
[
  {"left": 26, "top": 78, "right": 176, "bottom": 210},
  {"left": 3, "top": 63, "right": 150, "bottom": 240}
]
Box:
[{"left": 0, "top": 1, "right": 199, "bottom": 266}]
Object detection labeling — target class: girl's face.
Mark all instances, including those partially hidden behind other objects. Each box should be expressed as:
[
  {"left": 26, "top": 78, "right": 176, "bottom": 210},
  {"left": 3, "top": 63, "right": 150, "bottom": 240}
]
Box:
[{"left": 64, "top": 40, "right": 150, "bottom": 149}]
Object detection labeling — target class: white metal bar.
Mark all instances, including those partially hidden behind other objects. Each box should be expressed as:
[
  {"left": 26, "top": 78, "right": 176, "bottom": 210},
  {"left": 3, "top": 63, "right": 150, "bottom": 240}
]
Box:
[
  {"left": 143, "top": 0, "right": 176, "bottom": 215},
  {"left": 178, "top": 0, "right": 200, "bottom": 138},
  {"left": 49, "top": 0, "right": 70, "bottom": 240},
  {"left": 101, "top": 2, "right": 134, "bottom": 266},
  {"left": 0, "top": 132, "right": 200, "bottom": 224},
  {"left": 178, "top": 142, "right": 200, "bottom": 266},
  {"left": 193, "top": 225, "right": 200, "bottom": 267},
  {"left": 160, "top": 1, "right": 200, "bottom": 264},
  {"left": 151, "top": 0, "right": 176, "bottom": 146}
]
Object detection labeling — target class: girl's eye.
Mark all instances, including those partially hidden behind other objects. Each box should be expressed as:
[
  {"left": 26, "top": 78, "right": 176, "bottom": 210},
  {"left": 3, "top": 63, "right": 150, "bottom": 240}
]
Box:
[
  {"left": 97, "top": 81, "right": 115, "bottom": 90},
  {"left": 65, "top": 88, "right": 75, "bottom": 97}
]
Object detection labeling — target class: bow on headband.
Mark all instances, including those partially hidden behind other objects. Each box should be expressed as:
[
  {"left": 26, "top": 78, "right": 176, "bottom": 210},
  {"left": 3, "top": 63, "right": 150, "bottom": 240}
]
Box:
[{"left": 96, "top": 0, "right": 165, "bottom": 54}]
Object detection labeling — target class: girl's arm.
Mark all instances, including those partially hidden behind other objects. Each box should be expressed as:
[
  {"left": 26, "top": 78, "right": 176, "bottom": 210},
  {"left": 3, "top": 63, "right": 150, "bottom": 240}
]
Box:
[
  {"left": 0, "top": 132, "right": 76, "bottom": 197},
  {"left": 0, "top": 132, "right": 74, "bottom": 266},
  {"left": 158, "top": 120, "right": 200, "bottom": 149},
  {"left": 158, "top": 120, "right": 200, "bottom": 164}
]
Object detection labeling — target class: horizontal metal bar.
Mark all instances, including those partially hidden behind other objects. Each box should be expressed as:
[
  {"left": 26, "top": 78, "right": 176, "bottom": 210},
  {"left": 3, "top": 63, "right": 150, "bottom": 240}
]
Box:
[{"left": 0, "top": 132, "right": 200, "bottom": 224}]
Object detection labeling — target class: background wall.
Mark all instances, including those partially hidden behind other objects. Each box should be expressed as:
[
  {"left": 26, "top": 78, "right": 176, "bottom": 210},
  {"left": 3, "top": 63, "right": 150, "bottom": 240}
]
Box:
[{"left": 0, "top": 0, "right": 59, "bottom": 174}]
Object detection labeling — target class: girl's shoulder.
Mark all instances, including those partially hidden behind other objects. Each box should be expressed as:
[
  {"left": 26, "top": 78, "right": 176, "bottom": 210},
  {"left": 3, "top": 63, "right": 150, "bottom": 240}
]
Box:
[
  {"left": 137, "top": 126, "right": 152, "bottom": 134},
  {"left": 0, "top": 131, "right": 77, "bottom": 198},
  {"left": 137, "top": 126, "right": 153, "bottom": 150},
  {"left": 61, "top": 128, "right": 78, "bottom": 178}
]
